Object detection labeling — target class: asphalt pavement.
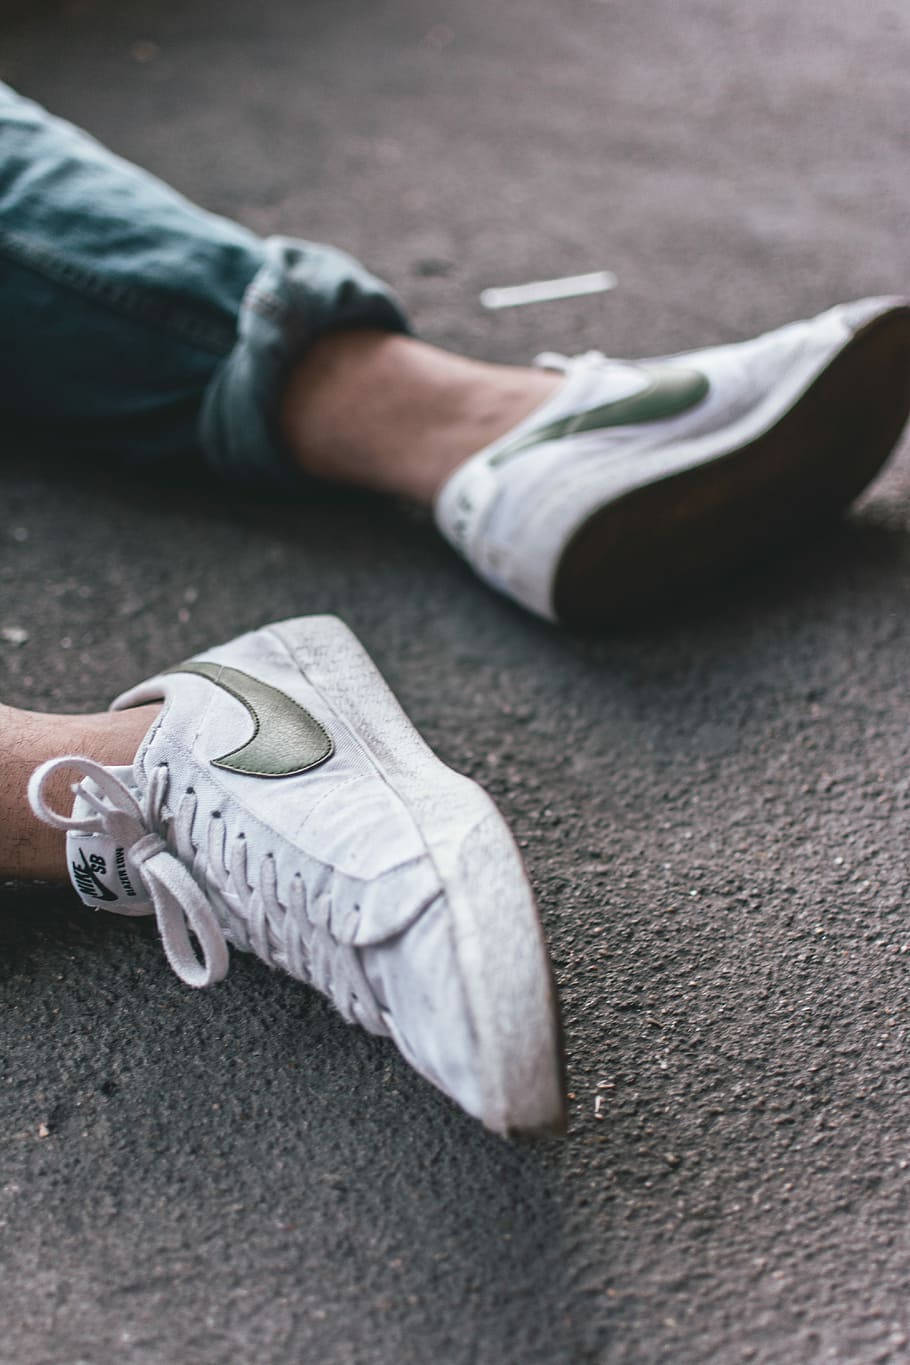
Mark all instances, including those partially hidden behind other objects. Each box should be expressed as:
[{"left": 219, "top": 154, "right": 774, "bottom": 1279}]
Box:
[{"left": 2, "top": 1, "right": 910, "bottom": 1361}]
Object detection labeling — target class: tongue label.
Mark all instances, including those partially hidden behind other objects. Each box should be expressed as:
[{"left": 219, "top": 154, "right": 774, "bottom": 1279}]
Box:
[{"left": 66, "top": 834, "right": 148, "bottom": 914}]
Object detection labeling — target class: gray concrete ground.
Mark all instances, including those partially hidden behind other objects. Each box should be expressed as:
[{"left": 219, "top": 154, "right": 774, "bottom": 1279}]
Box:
[{"left": 2, "top": 0, "right": 910, "bottom": 1361}]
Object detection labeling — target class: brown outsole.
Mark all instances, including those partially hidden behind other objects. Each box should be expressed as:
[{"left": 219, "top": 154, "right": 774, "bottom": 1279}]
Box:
[{"left": 552, "top": 307, "right": 910, "bottom": 629}]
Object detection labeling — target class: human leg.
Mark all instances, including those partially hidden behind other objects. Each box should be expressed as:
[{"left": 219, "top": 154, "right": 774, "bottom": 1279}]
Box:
[
  {"left": 0, "top": 79, "right": 561, "bottom": 494},
  {"left": 0, "top": 702, "right": 160, "bottom": 881},
  {"left": 279, "top": 298, "right": 910, "bottom": 624},
  {"left": 1, "top": 84, "right": 566, "bottom": 1134},
  {"left": 279, "top": 329, "right": 560, "bottom": 504},
  {"left": 4, "top": 82, "right": 907, "bottom": 628},
  {"left": 0, "top": 80, "right": 411, "bottom": 475}
]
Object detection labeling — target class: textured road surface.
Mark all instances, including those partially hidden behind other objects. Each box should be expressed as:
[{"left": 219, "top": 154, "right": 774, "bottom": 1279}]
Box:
[{"left": 2, "top": 1, "right": 910, "bottom": 1361}]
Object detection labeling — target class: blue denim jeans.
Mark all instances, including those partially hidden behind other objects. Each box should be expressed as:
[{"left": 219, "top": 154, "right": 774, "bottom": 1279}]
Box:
[{"left": 0, "top": 83, "right": 410, "bottom": 485}]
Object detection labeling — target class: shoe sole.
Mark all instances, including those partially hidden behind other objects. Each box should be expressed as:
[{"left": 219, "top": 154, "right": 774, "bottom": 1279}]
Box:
[
  {"left": 273, "top": 616, "right": 567, "bottom": 1138},
  {"left": 552, "top": 305, "right": 910, "bottom": 628}
]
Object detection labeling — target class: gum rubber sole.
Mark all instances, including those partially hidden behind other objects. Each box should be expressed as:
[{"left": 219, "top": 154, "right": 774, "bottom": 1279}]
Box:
[{"left": 552, "top": 307, "right": 910, "bottom": 629}]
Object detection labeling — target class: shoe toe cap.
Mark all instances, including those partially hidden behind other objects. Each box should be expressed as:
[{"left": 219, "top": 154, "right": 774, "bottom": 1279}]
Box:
[
  {"left": 359, "top": 813, "right": 566, "bottom": 1137},
  {"left": 361, "top": 893, "right": 489, "bottom": 1125}
]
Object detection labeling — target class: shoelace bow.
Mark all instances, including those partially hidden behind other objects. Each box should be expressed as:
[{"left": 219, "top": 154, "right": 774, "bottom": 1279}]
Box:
[
  {"left": 29, "top": 757, "right": 228, "bottom": 987},
  {"left": 28, "top": 757, "right": 383, "bottom": 1029}
]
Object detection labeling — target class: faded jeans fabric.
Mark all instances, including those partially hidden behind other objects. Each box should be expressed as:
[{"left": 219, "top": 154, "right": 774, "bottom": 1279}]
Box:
[{"left": 0, "top": 82, "right": 410, "bottom": 484}]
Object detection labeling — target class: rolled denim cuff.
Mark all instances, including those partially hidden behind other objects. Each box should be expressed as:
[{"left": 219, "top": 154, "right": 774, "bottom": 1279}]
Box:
[{"left": 199, "top": 235, "right": 411, "bottom": 486}]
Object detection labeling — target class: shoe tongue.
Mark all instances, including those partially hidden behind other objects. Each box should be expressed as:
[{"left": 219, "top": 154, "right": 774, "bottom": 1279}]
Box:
[
  {"left": 66, "top": 768, "right": 153, "bottom": 916},
  {"left": 111, "top": 669, "right": 196, "bottom": 780}
]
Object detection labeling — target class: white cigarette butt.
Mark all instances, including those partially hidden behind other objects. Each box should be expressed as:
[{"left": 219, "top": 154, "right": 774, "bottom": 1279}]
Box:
[{"left": 480, "top": 270, "right": 617, "bottom": 309}]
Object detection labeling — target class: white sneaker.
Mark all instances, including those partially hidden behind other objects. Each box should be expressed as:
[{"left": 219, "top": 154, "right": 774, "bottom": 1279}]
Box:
[
  {"left": 435, "top": 298, "right": 910, "bottom": 625},
  {"left": 28, "top": 616, "right": 565, "bottom": 1136}
]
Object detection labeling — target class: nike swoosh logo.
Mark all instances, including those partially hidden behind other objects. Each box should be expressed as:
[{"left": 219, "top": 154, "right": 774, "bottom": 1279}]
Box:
[
  {"left": 72, "top": 848, "right": 119, "bottom": 902},
  {"left": 168, "top": 661, "right": 334, "bottom": 778},
  {"left": 488, "top": 364, "right": 710, "bottom": 466}
]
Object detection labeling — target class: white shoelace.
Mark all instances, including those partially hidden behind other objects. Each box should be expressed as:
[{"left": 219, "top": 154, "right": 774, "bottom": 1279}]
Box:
[
  {"left": 28, "top": 757, "right": 384, "bottom": 1030},
  {"left": 29, "top": 757, "right": 229, "bottom": 987}
]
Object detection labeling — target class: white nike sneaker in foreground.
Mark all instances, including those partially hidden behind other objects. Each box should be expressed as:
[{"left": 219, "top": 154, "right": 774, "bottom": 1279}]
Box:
[
  {"left": 27, "top": 617, "right": 565, "bottom": 1137},
  {"left": 435, "top": 297, "right": 910, "bottom": 626}
]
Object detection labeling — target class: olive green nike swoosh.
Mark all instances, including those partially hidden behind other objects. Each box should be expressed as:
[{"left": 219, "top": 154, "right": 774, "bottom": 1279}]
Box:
[
  {"left": 167, "top": 661, "right": 334, "bottom": 778},
  {"left": 488, "top": 364, "right": 710, "bottom": 467}
]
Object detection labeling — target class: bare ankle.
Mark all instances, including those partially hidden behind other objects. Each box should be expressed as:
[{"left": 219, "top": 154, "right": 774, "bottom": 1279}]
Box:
[
  {"left": 0, "top": 702, "right": 160, "bottom": 882},
  {"left": 280, "top": 330, "right": 561, "bottom": 504}
]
